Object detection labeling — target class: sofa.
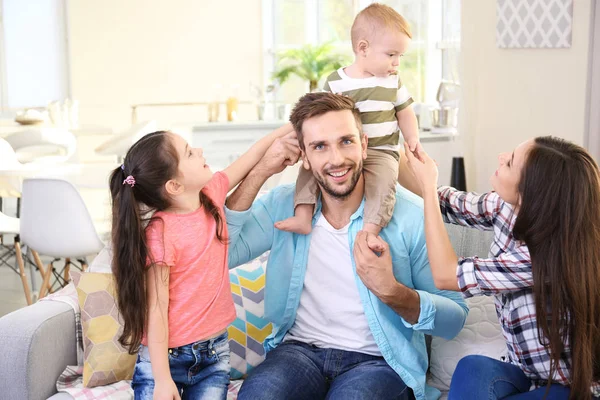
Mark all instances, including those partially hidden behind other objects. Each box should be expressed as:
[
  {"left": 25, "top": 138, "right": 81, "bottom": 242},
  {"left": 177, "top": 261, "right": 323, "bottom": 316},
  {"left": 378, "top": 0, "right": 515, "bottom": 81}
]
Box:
[{"left": 0, "top": 223, "right": 502, "bottom": 400}]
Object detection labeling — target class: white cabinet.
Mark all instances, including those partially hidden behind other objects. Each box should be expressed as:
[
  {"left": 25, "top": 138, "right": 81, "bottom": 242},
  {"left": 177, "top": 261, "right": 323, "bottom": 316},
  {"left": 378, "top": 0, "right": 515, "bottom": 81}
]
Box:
[{"left": 191, "top": 121, "right": 287, "bottom": 169}]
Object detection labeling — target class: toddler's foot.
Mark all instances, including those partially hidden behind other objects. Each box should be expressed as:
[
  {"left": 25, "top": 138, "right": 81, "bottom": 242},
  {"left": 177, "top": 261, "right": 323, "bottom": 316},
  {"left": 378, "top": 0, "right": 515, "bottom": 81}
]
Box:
[{"left": 275, "top": 217, "right": 312, "bottom": 235}]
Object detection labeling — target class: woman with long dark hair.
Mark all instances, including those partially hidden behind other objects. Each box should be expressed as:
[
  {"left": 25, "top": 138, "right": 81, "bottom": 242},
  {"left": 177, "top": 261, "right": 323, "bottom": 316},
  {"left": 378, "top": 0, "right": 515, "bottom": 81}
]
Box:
[
  {"left": 404, "top": 137, "right": 600, "bottom": 399},
  {"left": 110, "top": 126, "right": 295, "bottom": 400}
]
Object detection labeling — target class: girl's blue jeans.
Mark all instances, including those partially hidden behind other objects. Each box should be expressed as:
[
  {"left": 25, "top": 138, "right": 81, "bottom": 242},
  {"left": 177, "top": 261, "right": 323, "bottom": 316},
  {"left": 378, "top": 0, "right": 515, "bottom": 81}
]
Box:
[
  {"left": 132, "top": 331, "right": 230, "bottom": 400},
  {"left": 448, "top": 355, "right": 572, "bottom": 400}
]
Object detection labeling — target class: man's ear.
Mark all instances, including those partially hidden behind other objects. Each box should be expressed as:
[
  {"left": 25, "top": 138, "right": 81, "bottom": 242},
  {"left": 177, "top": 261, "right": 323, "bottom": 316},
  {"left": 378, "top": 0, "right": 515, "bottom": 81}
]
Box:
[
  {"left": 165, "top": 179, "right": 184, "bottom": 196},
  {"left": 361, "top": 133, "right": 368, "bottom": 160},
  {"left": 357, "top": 39, "right": 369, "bottom": 57},
  {"left": 301, "top": 149, "right": 311, "bottom": 170}
]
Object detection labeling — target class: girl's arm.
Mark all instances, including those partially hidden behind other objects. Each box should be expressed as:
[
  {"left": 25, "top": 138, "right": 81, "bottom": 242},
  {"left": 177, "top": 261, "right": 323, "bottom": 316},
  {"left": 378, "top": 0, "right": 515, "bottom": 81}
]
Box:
[
  {"left": 422, "top": 182, "right": 461, "bottom": 290},
  {"left": 223, "top": 122, "right": 295, "bottom": 191},
  {"left": 146, "top": 263, "right": 180, "bottom": 399},
  {"left": 438, "top": 186, "right": 501, "bottom": 230}
]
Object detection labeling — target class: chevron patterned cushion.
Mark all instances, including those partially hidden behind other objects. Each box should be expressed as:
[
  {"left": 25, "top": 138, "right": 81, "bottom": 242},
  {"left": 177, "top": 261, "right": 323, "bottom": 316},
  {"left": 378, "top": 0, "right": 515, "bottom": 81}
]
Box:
[{"left": 228, "top": 252, "right": 272, "bottom": 379}]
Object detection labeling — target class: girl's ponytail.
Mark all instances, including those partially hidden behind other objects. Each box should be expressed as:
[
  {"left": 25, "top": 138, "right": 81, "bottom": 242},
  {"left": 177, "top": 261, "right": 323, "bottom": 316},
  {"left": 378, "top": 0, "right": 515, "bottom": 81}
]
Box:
[
  {"left": 108, "top": 131, "right": 177, "bottom": 353},
  {"left": 110, "top": 165, "right": 148, "bottom": 353}
]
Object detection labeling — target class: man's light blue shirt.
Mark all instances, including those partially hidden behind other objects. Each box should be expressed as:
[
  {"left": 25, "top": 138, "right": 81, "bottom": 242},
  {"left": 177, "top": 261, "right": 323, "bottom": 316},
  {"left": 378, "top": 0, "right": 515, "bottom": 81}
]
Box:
[{"left": 226, "top": 184, "right": 468, "bottom": 400}]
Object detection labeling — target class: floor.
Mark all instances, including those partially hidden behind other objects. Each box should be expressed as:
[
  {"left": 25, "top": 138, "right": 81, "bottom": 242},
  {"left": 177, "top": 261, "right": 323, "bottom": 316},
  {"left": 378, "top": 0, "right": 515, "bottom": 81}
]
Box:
[
  {"left": 0, "top": 242, "right": 96, "bottom": 316},
  {"left": 0, "top": 254, "right": 30, "bottom": 316}
]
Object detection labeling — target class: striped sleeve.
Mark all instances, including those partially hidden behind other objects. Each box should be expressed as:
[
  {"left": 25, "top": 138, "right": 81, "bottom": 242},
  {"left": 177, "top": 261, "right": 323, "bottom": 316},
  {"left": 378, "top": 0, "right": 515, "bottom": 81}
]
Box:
[
  {"left": 457, "top": 245, "right": 533, "bottom": 297},
  {"left": 438, "top": 186, "right": 501, "bottom": 230},
  {"left": 394, "top": 75, "right": 414, "bottom": 111},
  {"left": 322, "top": 70, "right": 340, "bottom": 93}
]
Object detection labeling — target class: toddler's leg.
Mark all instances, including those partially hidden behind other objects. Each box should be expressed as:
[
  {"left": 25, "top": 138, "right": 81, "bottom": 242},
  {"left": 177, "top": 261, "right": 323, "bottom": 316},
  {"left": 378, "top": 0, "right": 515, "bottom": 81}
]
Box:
[
  {"left": 275, "top": 166, "right": 317, "bottom": 235},
  {"left": 275, "top": 204, "right": 314, "bottom": 235},
  {"left": 359, "top": 150, "right": 399, "bottom": 252}
]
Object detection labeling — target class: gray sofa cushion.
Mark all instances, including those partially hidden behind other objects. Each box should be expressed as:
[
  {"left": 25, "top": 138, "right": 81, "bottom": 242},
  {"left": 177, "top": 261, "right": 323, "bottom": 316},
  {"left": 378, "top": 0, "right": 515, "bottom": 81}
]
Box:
[{"left": 0, "top": 301, "right": 77, "bottom": 400}]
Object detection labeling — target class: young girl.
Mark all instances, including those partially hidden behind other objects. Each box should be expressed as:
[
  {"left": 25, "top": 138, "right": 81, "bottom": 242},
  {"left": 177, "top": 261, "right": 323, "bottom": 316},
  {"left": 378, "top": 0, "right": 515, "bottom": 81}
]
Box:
[
  {"left": 109, "top": 125, "right": 295, "bottom": 400},
  {"left": 404, "top": 137, "right": 600, "bottom": 399}
]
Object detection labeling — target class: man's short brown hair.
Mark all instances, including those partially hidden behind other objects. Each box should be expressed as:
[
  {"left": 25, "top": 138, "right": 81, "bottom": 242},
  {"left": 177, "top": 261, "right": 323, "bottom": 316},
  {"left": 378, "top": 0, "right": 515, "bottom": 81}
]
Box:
[{"left": 289, "top": 92, "right": 363, "bottom": 150}]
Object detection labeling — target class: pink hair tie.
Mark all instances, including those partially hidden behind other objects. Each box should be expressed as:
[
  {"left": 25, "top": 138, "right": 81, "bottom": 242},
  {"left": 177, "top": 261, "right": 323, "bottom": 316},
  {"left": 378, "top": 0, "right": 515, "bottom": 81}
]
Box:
[{"left": 123, "top": 175, "right": 136, "bottom": 187}]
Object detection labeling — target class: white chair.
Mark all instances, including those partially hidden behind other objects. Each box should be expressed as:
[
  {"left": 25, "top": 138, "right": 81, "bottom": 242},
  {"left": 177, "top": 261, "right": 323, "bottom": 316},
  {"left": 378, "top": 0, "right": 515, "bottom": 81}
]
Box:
[
  {"left": 18, "top": 178, "right": 105, "bottom": 301},
  {"left": 0, "top": 211, "right": 34, "bottom": 304},
  {"left": 0, "top": 138, "right": 24, "bottom": 198},
  {"left": 0, "top": 209, "right": 49, "bottom": 306},
  {"left": 0, "top": 139, "right": 41, "bottom": 305},
  {"left": 3, "top": 128, "right": 77, "bottom": 164}
]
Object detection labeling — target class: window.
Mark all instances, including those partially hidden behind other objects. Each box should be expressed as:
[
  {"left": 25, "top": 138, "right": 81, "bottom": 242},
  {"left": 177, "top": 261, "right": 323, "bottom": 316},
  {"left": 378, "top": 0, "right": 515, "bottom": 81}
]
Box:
[
  {"left": 0, "top": 0, "right": 70, "bottom": 115},
  {"left": 263, "top": 0, "right": 461, "bottom": 107}
]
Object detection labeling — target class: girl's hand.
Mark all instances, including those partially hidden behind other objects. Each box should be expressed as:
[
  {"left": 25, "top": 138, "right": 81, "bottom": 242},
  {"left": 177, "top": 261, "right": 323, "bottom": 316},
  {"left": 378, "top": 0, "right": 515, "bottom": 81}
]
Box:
[
  {"left": 404, "top": 142, "right": 438, "bottom": 194},
  {"left": 154, "top": 378, "right": 181, "bottom": 400}
]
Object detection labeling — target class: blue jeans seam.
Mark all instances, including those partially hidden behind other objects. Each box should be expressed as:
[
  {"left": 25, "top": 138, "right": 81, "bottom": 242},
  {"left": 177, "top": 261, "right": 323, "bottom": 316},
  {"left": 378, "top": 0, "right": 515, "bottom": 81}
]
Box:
[{"left": 489, "top": 376, "right": 522, "bottom": 400}]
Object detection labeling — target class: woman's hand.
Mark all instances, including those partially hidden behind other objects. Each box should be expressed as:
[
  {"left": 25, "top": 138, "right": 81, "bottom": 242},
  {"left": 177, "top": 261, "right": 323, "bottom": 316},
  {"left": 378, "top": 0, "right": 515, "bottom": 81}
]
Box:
[
  {"left": 154, "top": 378, "right": 181, "bottom": 400},
  {"left": 404, "top": 142, "right": 438, "bottom": 194}
]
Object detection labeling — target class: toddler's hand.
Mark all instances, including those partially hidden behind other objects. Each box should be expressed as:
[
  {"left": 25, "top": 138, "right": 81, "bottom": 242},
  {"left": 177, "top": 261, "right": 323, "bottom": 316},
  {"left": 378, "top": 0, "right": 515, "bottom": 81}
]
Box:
[
  {"left": 404, "top": 142, "right": 438, "bottom": 192},
  {"left": 407, "top": 139, "right": 424, "bottom": 161},
  {"left": 366, "top": 233, "right": 386, "bottom": 254}
]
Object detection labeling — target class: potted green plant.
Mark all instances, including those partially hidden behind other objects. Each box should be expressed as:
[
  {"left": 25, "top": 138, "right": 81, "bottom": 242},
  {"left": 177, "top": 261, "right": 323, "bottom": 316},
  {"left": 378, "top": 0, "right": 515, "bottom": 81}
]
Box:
[{"left": 272, "top": 42, "right": 349, "bottom": 92}]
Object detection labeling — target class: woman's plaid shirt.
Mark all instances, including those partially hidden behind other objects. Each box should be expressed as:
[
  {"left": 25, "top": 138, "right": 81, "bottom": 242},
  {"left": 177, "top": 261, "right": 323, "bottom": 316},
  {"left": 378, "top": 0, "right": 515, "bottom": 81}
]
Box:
[{"left": 438, "top": 186, "right": 600, "bottom": 396}]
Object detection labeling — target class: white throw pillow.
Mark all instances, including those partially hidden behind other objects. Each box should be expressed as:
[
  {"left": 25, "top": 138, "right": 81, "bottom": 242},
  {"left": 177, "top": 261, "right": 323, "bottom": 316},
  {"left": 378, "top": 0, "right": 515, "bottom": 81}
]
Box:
[
  {"left": 427, "top": 295, "right": 507, "bottom": 391},
  {"left": 87, "top": 245, "right": 113, "bottom": 273}
]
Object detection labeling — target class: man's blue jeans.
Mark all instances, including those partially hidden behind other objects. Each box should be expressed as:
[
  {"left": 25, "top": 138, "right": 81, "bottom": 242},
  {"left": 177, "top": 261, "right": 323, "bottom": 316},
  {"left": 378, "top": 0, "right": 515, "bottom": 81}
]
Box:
[
  {"left": 237, "top": 340, "right": 414, "bottom": 400},
  {"left": 449, "top": 355, "right": 572, "bottom": 399}
]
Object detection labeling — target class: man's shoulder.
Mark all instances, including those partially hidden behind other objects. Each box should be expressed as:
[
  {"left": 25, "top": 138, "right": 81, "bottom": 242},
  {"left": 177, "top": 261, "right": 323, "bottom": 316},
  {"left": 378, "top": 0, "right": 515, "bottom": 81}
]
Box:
[
  {"left": 392, "top": 185, "right": 424, "bottom": 217},
  {"left": 263, "top": 183, "right": 296, "bottom": 200},
  {"left": 258, "top": 183, "right": 296, "bottom": 213},
  {"left": 382, "top": 186, "right": 425, "bottom": 233}
]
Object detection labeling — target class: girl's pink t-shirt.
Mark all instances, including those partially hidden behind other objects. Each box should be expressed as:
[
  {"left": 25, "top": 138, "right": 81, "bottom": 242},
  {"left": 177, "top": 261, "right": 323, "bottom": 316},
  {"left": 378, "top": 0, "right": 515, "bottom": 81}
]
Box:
[{"left": 144, "top": 172, "right": 235, "bottom": 348}]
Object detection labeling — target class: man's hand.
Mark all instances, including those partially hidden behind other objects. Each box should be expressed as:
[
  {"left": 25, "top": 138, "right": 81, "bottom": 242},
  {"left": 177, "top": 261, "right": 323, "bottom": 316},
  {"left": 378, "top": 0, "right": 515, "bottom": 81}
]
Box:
[
  {"left": 353, "top": 230, "right": 421, "bottom": 324},
  {"left": 253, "top": 131, "right": 301, "bottom": 178},
  {"left": 353, "top": 230, "right": 399, "bottom": 300}
]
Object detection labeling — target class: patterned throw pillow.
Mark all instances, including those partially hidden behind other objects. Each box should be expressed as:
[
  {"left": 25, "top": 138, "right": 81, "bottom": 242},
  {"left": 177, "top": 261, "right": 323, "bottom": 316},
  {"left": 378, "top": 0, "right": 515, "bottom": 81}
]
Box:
[
  {"left": 71, "top": 270, "right": 137, "bottom": 387},
  {"left": 228, "top": 252, "right": 272, "bottom": 379}
]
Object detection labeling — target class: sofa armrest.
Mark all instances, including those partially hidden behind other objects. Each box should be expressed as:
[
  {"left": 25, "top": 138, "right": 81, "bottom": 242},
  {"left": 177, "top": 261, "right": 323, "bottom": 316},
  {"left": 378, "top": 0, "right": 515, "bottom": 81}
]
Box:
[{"left": 0, "top": 301, "right": 77, "bottom": 400}]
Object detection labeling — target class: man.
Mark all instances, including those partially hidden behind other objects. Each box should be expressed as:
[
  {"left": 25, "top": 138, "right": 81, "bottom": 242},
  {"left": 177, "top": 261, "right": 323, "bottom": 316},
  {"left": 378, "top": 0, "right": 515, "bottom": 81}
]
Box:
[{"left": 226, "top": 92, "right": 468, "bottom": 400}]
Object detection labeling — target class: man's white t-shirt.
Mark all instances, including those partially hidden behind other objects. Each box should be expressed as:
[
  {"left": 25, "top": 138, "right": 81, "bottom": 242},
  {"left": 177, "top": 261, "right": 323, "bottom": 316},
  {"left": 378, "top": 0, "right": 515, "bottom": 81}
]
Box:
[{"left": 284, "top": 214, "right": 381, "bottom": 356}]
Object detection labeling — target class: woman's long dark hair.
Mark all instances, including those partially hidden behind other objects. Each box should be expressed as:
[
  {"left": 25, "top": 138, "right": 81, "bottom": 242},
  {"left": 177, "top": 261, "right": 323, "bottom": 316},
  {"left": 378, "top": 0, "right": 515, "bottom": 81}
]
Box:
[
  {"left": 513, "top": 136, "right": 600, "bottom": 399},
  {"left": 109, "top": 131, "right": 226, "bottom": 353}
]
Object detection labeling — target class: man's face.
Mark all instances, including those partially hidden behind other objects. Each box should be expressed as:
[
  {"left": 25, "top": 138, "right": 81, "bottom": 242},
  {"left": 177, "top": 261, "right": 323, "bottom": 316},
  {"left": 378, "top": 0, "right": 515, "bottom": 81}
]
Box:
[{"left": 301, "top": 110, "right": 367, "bottom": 199}]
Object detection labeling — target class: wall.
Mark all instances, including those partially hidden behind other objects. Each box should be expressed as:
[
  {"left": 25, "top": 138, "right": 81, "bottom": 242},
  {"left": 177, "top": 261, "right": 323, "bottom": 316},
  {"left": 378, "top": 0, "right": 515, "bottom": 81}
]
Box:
[
  {"left": 67, "top": 0, "right": 263, "bottom": 131},
  {"left": 460, "top": 0, "right": 593, "bottom": 192},
  {"left": 586, "top": 0, "right": 600, "bottom": 161}
]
